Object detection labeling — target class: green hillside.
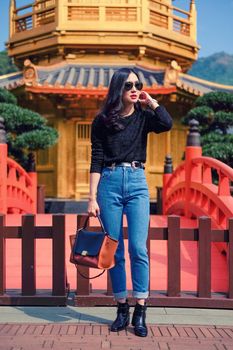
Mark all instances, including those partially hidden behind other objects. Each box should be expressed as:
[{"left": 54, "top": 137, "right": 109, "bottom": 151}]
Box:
[{"left": 188, "top": 52, "right": 233, "bottom": 85}]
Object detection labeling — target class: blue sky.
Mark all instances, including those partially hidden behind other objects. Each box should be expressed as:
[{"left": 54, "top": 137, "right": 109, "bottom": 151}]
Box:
[{"left": 0, "top": 0, "right": 233, "bottom": 58}]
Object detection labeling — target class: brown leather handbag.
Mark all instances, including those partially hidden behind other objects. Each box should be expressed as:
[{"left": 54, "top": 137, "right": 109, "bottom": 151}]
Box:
[{"left": 70, "top": 214, "right": 118, "bottom": 279}]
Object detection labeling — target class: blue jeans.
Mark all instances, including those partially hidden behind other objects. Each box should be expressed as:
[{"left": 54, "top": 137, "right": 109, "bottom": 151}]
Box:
[{"left": 97, "top": 166, "right": 150, "bottom": 299}]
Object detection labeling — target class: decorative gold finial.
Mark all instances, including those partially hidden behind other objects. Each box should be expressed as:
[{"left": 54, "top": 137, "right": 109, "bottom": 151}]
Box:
[
  {"left": 23, "top": 60, "right": 37, "bottom": 86},
  {"left": 170, "top": 60, "right": 182, "bottom": 71},
  {"left": 138, "top": 46, "right": 146, "bottom": 60},
  {"left": 24, "top": 59, "right": 32, "bottom": 67},
  {"left": 164, "top": 60, "right": 181, "bottom": 85}
]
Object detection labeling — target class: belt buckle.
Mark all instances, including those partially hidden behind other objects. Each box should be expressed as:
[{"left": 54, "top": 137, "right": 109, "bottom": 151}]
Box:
[{"left": 131, "top": 161, "right": 137, "bottom": 169}]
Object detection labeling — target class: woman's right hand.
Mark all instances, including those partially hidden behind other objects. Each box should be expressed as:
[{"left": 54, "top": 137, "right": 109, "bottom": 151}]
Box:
[{"left": 87, "top": 198, "right": 100, "bottom": 217}]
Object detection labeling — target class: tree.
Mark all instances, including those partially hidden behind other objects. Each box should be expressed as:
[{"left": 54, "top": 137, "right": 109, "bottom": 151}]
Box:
[
  {"left": 182, "top": 91, "right": 233, "bottom": 168},
  {"left": 0, "top": 51, "right": 18, "bottom": 75},
  {"left": 0, "top": 88, "right": 58, "bottom": 170}
]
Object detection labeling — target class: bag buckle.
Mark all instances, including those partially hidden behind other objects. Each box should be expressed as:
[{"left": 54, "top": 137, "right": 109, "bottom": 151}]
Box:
[{"left": 81, "top": 250, "right": 88, "bottom": 256}]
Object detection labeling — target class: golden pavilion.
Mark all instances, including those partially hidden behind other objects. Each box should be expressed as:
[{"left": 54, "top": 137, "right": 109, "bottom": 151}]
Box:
[{"left": 1, "top": 0, "right": 233, "bottom": 201}]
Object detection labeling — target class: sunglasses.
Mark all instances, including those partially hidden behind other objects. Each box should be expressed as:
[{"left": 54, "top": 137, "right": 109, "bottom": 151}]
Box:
[{"left": 124, "top": 81, "right": 143, "bottom": 91}]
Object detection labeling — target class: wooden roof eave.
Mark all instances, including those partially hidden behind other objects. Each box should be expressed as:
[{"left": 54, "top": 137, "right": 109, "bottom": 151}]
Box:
[{"left": 25, "top": 85, "right": 177, "bottom": 96}]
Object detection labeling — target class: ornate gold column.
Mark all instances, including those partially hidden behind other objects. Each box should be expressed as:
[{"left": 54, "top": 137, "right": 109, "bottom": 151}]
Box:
[
  {"left": 190, "top": 0, "right": 197, "bottom": 42},
  {"left": 9, "top": 0, "right": 16, "bottom": 38}
]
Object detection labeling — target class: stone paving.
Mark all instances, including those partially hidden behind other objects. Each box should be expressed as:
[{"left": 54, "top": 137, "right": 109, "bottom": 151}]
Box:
[
  {"left": 0, "top": 305, "right": 233, "bottom": 349},
  {"left": 0, "top": 305, "right": 233, "bottom": 350},
  {"left": 1, "top": 323, "right": 233, "bottom": 349}
]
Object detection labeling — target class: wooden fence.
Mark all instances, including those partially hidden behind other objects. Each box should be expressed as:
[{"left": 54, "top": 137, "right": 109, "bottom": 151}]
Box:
[
  {"left": 0, "top": 214, "right": 66, "bottom": 306},
  {"left": 1, "top": 214, "right": 233, "bottom": 308},
  {"left": 74, "top": 215, "right": 233, "bottom": 308}
]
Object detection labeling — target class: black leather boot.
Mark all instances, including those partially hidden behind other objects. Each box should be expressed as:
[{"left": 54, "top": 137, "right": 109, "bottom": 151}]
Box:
[
  {"left": 132, "top": 303, "right": 148, "bottom": 337},
  {"left": 110, "top": 301, "right": 130, "bottom": 332}
]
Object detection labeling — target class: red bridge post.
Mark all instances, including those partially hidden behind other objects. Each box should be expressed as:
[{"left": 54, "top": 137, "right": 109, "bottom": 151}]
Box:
[
  {"left": 184, "top": 119, "right": 202, "bottom": 218},
  {"left": 162, "top": 155, "right": 173, "bottom": 214},
  {"left": 0, "top": 118, "right": 7, "bottom": 214},
  {"left": 27, "top": 153, "right": 37, "bottom": 214}
]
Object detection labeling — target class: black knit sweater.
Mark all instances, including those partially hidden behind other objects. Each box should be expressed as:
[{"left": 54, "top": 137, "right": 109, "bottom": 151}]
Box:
[{"left": 90, "top": 105, "right": 173, "bottom": 173}]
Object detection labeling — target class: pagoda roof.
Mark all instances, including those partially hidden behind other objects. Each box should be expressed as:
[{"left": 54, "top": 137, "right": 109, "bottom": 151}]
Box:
[
  {"left": 1, "top": 62, "right": 233, "bottom": 97},
  {"left": 0, "top": 71, "right": 24, "bottom": 90},
  {"left": 22, "top": 62, "right": 175, "bottom": 96},
  {"left": 177, "top": 73, "right": 233, "bottom": 95}
]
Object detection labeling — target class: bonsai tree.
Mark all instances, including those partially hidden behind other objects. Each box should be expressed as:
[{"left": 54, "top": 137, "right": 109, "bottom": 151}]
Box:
[
  {"left": 182, "top": 91, "right": 233, "bottom": 168},
  {"left": 0, "top": 50, "right": 18, "bottom": 75},
  {"left": 0, "top": 88, "right": 58, "bottom": 170}
]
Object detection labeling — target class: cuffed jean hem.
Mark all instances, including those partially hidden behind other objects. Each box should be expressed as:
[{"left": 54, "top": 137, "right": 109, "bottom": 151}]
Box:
[
  {"left": 113, "top": 291, "right": 128, "bottom": 299},
  {"left": 132, "top": 291, "right": 149, "bottom": 299}
]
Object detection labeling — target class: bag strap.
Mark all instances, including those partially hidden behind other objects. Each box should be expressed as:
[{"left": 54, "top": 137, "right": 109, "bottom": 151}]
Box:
[
  {"left": 83, "top": 213, "right": 106, "bottom": 234},
  {"left": 75, "top": 264, "right": 106, "bottom": 279}
]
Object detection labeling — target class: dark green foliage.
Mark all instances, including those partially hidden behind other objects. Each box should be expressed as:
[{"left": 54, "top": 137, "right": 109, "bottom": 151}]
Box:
[
  {"left": 0, "top": 103, "right": 45, "bottom": 131},
  {"left": 0, "top": 51, "right": 18, "bottom": 75},
  {"left": 0, "top": 88, "right": 17, "bottom": 104},
  {"left": 14, "top": 127, "right": 58, "bottom": 150},
  {"left": 201, "top": 133, "right": 233, "bottom": 164},
  {"left": 183, "top": 91, "right": 233, "bottom": 167},
  {"left": 213, "top": 111, "right": 233, "bottom": 134},
  {"left": 0, "top": 87, "right": 58, "bottom": 170},
  {"left": 182, "top": 106, "right": 213, "bottom": 134},
  {"left": 195, "top": 91, "right": 233, "bottom": 111},
  {"left": 188, "top": 52, "right": 233, "bottom": 85}
]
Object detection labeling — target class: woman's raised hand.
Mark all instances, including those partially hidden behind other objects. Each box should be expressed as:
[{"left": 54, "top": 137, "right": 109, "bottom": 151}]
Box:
[
  {"left": 87, "top": 198, "right": 100, "bottom": 217},
  {"left": 138, "top": 91, "right": 159, "bottom": 109}
]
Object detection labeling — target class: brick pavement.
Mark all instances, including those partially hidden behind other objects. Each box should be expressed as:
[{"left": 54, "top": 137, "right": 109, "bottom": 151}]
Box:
[{"left": 0, "top": 323, "right": 233, "bottom": 350}]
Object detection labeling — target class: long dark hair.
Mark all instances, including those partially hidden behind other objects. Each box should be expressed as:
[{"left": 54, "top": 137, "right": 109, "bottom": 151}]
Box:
[{"left": 99, "top": 67, "right": 141, "bottom": 131}]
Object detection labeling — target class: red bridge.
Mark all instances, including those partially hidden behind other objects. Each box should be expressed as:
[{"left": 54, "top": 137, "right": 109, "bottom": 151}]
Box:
[
  {"left": 163, "top": 119, "right": 233, "bottom": 229},
  {"left": 0, "top": 119, "right": 233, "bottom": 308},
  {"left": 0, "top": 117, "right": 37, "bottom": 214}
]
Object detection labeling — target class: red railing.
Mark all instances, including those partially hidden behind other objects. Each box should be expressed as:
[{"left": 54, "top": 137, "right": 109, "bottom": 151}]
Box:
[
  {"left": 0, "top": 215, "right": 233, "bottom": 308},
  {"left": 163, "top": 129, "right": 233, "bottom": 229},
  {"left": 2, "top": 213, "right": 233, "bottom": 308},
  {"left": 0, "top": 214, "right": 66, "bottom": 306},
  {"left": 0, "top": 144, "right": 37, "bottom": 214},
  {"left": 73, "top": 214, "right": 233, "bottom": 308}
]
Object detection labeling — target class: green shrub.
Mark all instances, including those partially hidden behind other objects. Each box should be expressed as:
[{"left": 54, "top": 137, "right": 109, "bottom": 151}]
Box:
[
  {"left": 182, "top": 91, "right": 233, "bottom": 167},
  {"left": 0, "top": 87, "right": 58, "bottom": 170}
]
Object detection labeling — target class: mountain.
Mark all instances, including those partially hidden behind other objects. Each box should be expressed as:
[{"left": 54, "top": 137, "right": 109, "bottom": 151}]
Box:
[
  {"left": 0, "top": 50, "right": 18, "bottom": 75},
  {"left": 188, "top": 52, "right": 233, "bottom": 85}
]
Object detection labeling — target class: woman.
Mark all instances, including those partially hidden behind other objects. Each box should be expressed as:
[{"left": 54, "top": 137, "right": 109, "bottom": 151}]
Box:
[{"left": 88, "top": 68, "right": 172, "bottom": 337}]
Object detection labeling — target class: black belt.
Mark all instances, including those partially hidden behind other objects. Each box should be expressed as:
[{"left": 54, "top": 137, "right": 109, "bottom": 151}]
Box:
[{"left": 104, "top": 161, "right": 145, "bottom": 169}]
